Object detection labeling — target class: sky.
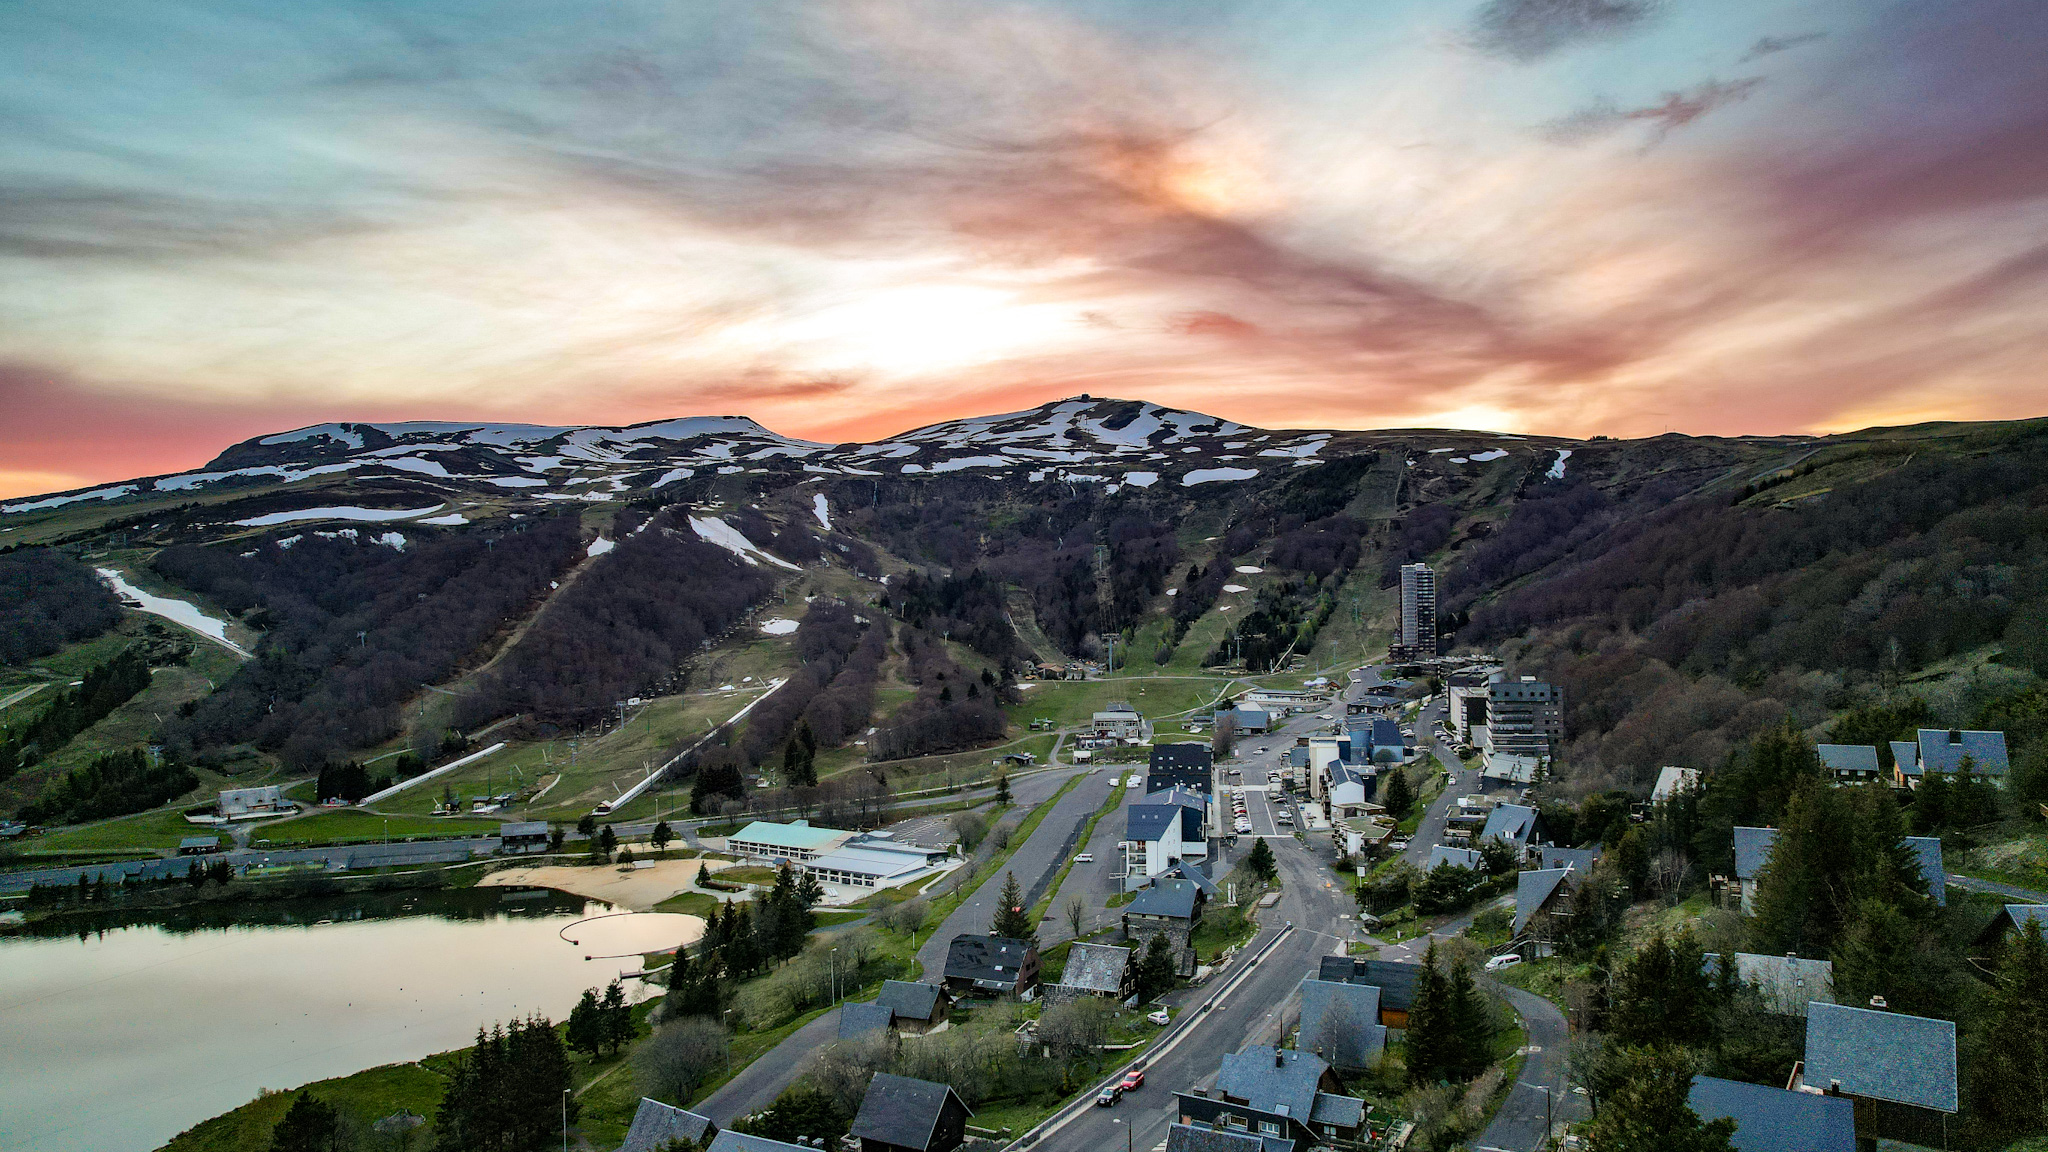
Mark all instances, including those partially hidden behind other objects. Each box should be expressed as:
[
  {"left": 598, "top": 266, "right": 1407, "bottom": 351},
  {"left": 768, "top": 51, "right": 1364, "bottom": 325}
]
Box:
[{"left": 3, "top": 0, "right": 2047, "bottom": 498}]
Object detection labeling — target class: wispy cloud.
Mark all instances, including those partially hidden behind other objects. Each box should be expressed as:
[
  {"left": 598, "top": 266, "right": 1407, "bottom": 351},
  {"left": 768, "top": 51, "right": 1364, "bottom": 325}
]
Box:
[{"left": 1466, "top": 0, "right": 1666, "bottom": 63}]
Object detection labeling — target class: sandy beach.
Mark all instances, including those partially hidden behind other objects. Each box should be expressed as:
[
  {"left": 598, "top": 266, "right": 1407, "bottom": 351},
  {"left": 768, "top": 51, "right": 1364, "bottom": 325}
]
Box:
[{"left": 478, "top": 857, "right": 737, "bottom": 913}]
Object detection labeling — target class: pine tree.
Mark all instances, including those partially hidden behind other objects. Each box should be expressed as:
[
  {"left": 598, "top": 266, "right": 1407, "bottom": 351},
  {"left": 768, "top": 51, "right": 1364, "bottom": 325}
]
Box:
[
  {"left": 652, "top": 820, "right": 673, "bottom": 851},
  {"left": 1608, "top": 930, "right": 1719, "bottom": 1049},
  {"left": 1404, "top": 940, "right": 1451, "bottom": 1085},
  {"left": 597, "top": 824, "right": 618, "bottom": 861},
  {"left": 601, "top": 979, "right": 635, "bottom": 1053},
  {"left": 1971, "top": 919, "right": 2048, "bottom": 1141},
  {"left": 268, "top": 1091, "right": 341, "bottom": 1152},
  {"left": 567, "top": 988, "right": 603, "bottom": 1057},
  {"left": 1134, "top": 932, "right": 1178, "bottom": 1000},
  {"left": 991, "top": 872, "right": 1035, "bottom": 942},
  {"left": 1383, "top": 769, "right": 1413, "bottom": 817},
  {"left": 1583, "top": 1045, "right": 1736, "bottom": 1152},
  {"left": 1246, "top": 837, "right": 1278, "bottom": 884},
  {"left": 1444, "top": 953, "right": 1494, "bottom": 1080},
  {"left": 995, "top": 773, "right": 1011, "bottom": 806}
]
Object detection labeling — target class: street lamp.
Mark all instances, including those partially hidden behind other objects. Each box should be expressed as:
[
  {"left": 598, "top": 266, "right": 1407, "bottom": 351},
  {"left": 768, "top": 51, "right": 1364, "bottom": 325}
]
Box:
[
  {"left": 561, "top": 1088, "right": 571, "bottom": 1152},
  {"left": 831, "top": 946, "right": 840, "bottom": 1006},
  {"left": 1112, "top": 1118, "right": 1132, "bottom": 1152}
]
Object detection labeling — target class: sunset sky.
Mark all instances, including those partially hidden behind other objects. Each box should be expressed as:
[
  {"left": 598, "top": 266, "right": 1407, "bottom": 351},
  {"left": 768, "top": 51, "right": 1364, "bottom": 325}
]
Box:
[{"left": 4, "top": 0, "right": 2046, "bottom": 498}]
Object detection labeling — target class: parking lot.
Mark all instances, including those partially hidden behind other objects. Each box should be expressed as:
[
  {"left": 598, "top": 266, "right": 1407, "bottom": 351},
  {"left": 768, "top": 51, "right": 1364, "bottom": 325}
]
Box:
[{"left": 1219, "top": 775, "right": 1296, "bottom": 839}]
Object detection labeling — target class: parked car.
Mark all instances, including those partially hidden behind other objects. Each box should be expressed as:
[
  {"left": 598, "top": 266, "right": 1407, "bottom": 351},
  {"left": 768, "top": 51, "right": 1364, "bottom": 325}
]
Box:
[
  {"left": 1484, "top": 954, "right": 1524, "bottom": 971},
  {"left": 1120, "top": 1071, "right": 1146, "bottom": 1091},
  {"left": 1074, "top": 853, "right": 1094, "bottom": 863},
  {"left": 1147, "top": 1010, "right": 1171, "bottom": 1025},
  {"left": 1096, "top": 1087, "right": 1122, "bottom": 1107}
]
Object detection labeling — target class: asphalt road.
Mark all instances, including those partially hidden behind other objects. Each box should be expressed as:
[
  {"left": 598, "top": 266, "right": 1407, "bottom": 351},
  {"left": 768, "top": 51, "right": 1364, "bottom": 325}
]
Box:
[{"left": 1948, "top": 874, "right": 2048, "bottom": 904}]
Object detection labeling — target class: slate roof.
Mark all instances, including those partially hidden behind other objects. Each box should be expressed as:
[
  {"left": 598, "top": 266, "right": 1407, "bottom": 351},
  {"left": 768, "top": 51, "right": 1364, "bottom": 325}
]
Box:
[
  {"left": 1217, "top": 1046, "right": 1328, "bottom": 1120},
  {"left": 875, "top": 979, "right": 944, "bottom": 1022},
  {"left": 1127, "top": 804, "right": 1184, "bottom": 843},
  {"left": 1060, "top": 942, "right": 1132, "bottom": 995},
  {"left": 1689, "top": 1076, "right": 1854, "bottom": 1152},
  {"left": 1369, "top": 718, "right": 1403, "bottom": 750},
  {"left": 1309, "top": 1091, "right": 1366, "bottom": 1128},
  {"left": 1816, "top": 744, "right": 1882, "bottom": 776},
  {"left": 1151, "top": 743, "right": 1214, "bottom": 771},
  {"left": 1514, "top": 868, "right": 1574, "bottom": 937},
  {"left": 1805, "top": 1002, "right": 1959, "bottom": 1113},
  {"left": 620, "top": 1098, "right": 716, "bottom": 1152},
  {"left": 709, "top": 1133, "right": 813, "bottom": 1152},
  {"left": 2003, "top": 904, "right": 2048, "bottom": 935},
  {"left": 1535, "top": 845, "right": 1600, "bottom": 873},
  {"left": 1705, "top": 952, "right": 1834, "bottom": 1016},
  {"left": 1164, "top": 1124, "right": 1266, "bottom": 1152},
  {"left": 1127, "top": 879, "right": 1202, "bottom": 919},
  {"left": 1732, "top": 826, "right": 1779, "bottom": 881},
  {"left": 849, "top": 1074, "right": 971, "bottom": 1151},
  {"left": 1295, "top": 978, "right": 1387, "bottom": 1069},
  {"left": 838, "top": 1000, "right": 895, "bottom": 1041},
  {"left": 1480, "top": 803, "right": 1540, "bottom": 847},
  {"left": 1917, "top": 728, "right": 2009, "bottom": 776},
  {"left": 1162, "top": 859, "right": 1221, "bottom": 897},
  {"left": 1891, "top": 740, "right": 1921, "bottom": 775},
  {"left": 1426, "top": 845, "right": 1483, "bottom": 871},
  {"left": 1905, "top": 836, "right": 1946, "bottom": 906},
  {"left": 943, "top": 935, "right": 1036, "bottom": 987},
  {"left": 1146, "top": 786, "right": 1208, "bottom": 812},
  {"left": 1315, "top": 957, "right": 1422, "bottom": 1011}
]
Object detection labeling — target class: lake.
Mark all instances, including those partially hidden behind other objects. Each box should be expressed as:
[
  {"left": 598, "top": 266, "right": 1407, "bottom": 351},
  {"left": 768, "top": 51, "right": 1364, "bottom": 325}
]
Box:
[{"left": 0, "top": 887, "right": 691, "bottom": 1152}]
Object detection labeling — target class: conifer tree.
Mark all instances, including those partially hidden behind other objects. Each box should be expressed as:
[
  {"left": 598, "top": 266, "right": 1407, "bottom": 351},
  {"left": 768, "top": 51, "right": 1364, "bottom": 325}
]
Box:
[
  {"left": 567, "top": 987, "right": 604, "bottom": 1057},
  {"left": 1134, "top": 932, "right": 1178, "bottom": 1000},
  {"left": 1971, "top": 919, "right": 2048, "bottom": 1141},
  {"left": 1383, "top": 769, "right": 1413, "bottom": 818},
  {"left": 1583, "top": 1045, "right": 1735, "bottom": 1152},
  {"left": 1608, "top": 930, "right": 1719, "bottom": 1049},
  {"left": 1246, "top": 837, "right": 1278, "bottom": 884},
  {"left": 995, "top": 773, "right": 1011, "bottom": 806},
  {"left": 1444, "top": 952, "right": 1494, "bottom": 1080},
  {"left": 602, "top": 979, "right": 635, "bottom": 1053},
  {"left": 991, "top": 872, "right": 1035, "bottom": 942},
  {"left": 1404, "top": 940, "right": 1451, "bottom": 1086},
  {"left": 651, "top": 819, "right": 673, "bottom": 851},
  {"left": 268, "top": 1091, "right": 341, "bottom": 1152}
]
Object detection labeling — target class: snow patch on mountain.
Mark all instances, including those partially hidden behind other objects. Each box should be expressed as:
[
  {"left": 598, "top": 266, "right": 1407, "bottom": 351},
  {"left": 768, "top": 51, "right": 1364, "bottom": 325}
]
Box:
[
  {"left": 689, "top": 516, "right": 801, "bottom": 571},
  {"left": 812, "top": 494, "right": 832, "bottom": 531},
  {"left": 234, "top": 505, "right": 444, "bottom": 527},
  {"left": 1182, "top": 467, "right": 1260, "bottom": 486},
  {"left": 1547, "top": 449, "right": 1572, "bottom": 479}
]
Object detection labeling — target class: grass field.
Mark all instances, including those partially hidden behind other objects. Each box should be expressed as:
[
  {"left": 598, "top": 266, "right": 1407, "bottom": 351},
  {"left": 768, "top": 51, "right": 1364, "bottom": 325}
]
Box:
[
  {"left": 250, "top": 809, "right": 503, "bottom": 846},
  {"left": 28, "top": 808, "right": 220, "bottom": 854}
]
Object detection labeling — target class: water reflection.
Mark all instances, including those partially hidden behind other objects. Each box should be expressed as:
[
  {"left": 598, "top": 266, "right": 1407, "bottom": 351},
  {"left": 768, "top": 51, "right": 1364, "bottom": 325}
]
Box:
[{"left": 0, "top": 887, "right": 638, "bottom": 1152}]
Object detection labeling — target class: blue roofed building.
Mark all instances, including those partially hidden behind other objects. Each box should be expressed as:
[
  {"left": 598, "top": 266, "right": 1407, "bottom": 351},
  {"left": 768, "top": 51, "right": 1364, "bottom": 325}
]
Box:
[
  {"left": 1295, "top": 978, "right": 1387, "bottom": 1069},
  {"left": 620, "top": 1098, "right": 717, "bottom": 1152},
  {"left": 1514, "top": 867, "right": 1577, "bottom": 951},
  {"left": 1800, "top": 1002, "right": 1958, "bottom": 1147},
  {"left": 1732, "top": 826, "right": 1779, "bottom": 915},
  {"left": 1904, "top": 835, "right": 1946, "bottom": 906},
  {"left": 1817, "top": 743, "right": 1883, "bottom": 783},
  {"left": 1124, "top": 879, "right": 1205, "bottom": 977},
  {"left": 1913, "top": 728, "right": 2009, "bottom": 779},
  {"left": 1174, "top": 1046, "right": 1369, "bottom": 1150},
  {"left": 1480, "top": 803, "right": 1541, "bottom": 858},
  {"left": 839, "top": 1000, "right": 896, "bottom": 1041},
  {"left": 1688, "top": 1076, "right": 1854, "bottom": 1152}
]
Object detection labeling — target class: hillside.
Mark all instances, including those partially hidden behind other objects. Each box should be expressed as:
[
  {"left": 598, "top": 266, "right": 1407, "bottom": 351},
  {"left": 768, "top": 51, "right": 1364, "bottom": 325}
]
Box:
[{"left": 3, "top": 398, "right": 2043, "bottom": 829}]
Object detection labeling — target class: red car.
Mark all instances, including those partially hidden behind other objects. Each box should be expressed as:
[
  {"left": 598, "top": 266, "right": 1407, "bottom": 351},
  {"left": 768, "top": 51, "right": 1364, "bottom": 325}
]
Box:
[{"left": 1119, "top": 1070, "right": 1145, "bottom": 1091}]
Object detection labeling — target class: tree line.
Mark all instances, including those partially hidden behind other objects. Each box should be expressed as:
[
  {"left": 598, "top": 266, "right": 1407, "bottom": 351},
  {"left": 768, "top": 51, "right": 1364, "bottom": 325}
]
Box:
[
  {"left": 0, "top": 645, "right": 152, "bottom": 785},
  {"left": 866, "top": 623, "right": 1010, "bottom": 761},
  {"left": 17, "top": 746, "right": 198, "bottom": 825},
  {"left": 0, "top": 547, "right": 121, "bottom": 664}
]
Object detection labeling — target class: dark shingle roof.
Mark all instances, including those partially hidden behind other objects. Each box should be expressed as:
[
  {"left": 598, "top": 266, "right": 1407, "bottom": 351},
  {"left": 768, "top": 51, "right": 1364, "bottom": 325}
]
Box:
[
  {"left": 875, "top": 979, "right": 943, "bottom": 1021},
  {"left": 1426, "top": 845, "right": 1482, "bottom": 871},
  {"left": 1162, "top": 859, "right": 1220, "bottom": 896},
  {"left": 1514, "top": 868, "right": 1573, "bottom": 936},
  {"left": 1689, "top": 1076, "right": 1854, "bottom": 1152},
  {"left": 1816, "top": 744, "right": 1881, "bottom": 776},
  {"left": 1059, "top": 943, "right": 1132, "bottom": 994},
  {"left": 1315, "top": 956, "right": 1420, "bottom": 1010},
  {"left": 1145, "top": 786, "right": 1207, "bottom": 811},
  {"left": 1126, "top": 879, "right": 1201, "bottom": 920},
  {"left": 1164, "top": 1124, "right": 1266, "bottom": 1152},
  {"left": 1805, "top": 1003, "right": 1958, "bottom": 1113},
  {"left": 1917, "top": 728, "right": 2009, "bottom": 776},
  {"left": 1151, "top": 743, "right": 1214, "bottom": 771},
  {"left": 943, "top": 935, "right": 1035, "bottom": 987},
  {"left": 1126, "top": 804, "right": 1182, "bottom": 843},
  {"left": 838, "top": 1001, "right": 895, "bottom": 1041},
  {"left": 849, "top": 1073, "right": 969, "bottom": 1150},
  {"left": 1481, "top": 803, "right": 1539, "bottom": 846},
  {"left": 1217, "top": 1046, "right": 1328, "bottom": 1119},
  {"left": 1535, "top": 845, "right": 1599, "bottom": 873},
  {"left": 620, "top": 1098, "right": 716, "bottom": 1152},
  {"left": 1309, "top": 1091, "right": 1366, "bottom": 1128},
  {"left": 1904, "top": 836, "right": 1946, "bottom": 906},
  {"left": 1295, "top": 978, "right": 1385, "bottom": 1069},
  {"left": 1733, "top": 826, "right": 1778, "bottom": 880}
]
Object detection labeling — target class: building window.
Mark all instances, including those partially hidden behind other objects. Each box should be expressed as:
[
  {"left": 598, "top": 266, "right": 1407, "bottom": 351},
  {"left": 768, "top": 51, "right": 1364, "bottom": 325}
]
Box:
[{"left": 1259, "top": 1121, "right": 1280, "bottom": 1135}]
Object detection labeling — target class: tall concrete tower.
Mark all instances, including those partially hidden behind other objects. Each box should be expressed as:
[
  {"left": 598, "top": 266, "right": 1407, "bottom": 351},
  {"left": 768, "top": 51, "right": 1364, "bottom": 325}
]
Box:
[{"left": 1397, "top": 562, "right": 1437, "bottom": 659}]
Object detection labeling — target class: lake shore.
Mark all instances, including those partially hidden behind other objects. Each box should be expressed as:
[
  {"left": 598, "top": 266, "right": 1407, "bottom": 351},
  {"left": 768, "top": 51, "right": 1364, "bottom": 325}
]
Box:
[{"left": 478, "top": 856, "right": 735, "bottom": 914}]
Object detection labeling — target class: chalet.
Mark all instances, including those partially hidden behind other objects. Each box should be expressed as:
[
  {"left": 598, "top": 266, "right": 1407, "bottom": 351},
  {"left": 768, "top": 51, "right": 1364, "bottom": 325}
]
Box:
[
  {"left": 498, "top": 821, "right": 550, "bottom": 854},
  {"left": 1317, "top": 956, "right": 1420, "bottom": 1029},
  {"left": 1479, "top": 803, "right": 1542, "bottom": 856},
  {"left": 709, "top": 1133, "right": 815, "bottom": 1152},
  {"left": 839, "top": 1001, "right": 896, "bottom": 1041},
  {"left": 1426, "top": 845, "right": 1483, "bottom": 872},
  {"left": 177, "top": 836, "right": 222, "bottom": 856},
  {"left": 1216, "top": 707, "right": 1270, "bottom": 734},
  {"left": 1972, "top": 903, "right": 2048, "bottom": 954},
  {"left": 1513, "top": 867, "right": 1578, "bottom": 954},
  {"left": 1534, "top": 844, "right": 1600, "bottom": 873},
  {"left": 1175, "top": 1046, "right": 1368, "bottom": 1150},
  {"left": 1092, "top": 702, "right": 1145, "bottom": 739},
  {"left": 1732, "top": 826, "right": 1779, "bottom": 915},
  {"left": 1163, "top": 1124, "right": 1267, "bottom": 1152},
  {"left": 1817, "top": 744, "right": 1883, "bottom": 784},
  {"left": 219, "top": 785, "right": 293, "bottom": 819},
  {"left": 874, "top": 979, "right": 950, "bottom": 1034},
  {"left": 1704, "top": 952, "right": 1835, "bottom": 1016},
  {"left": 1689, "top": 1076, "right": 1854, "bottom": 1152},
  {"left": 1797, "top": 1003, "right": 1958, "bottom": 1148},
  {"left": 1295, "top": 978, "right": 1387, "bottom": 1069},
  {"left": 1912, "top": 728, "right": 2010, "bottom": 780},
  {"left": 849, "top": 1073, "right": 972, "bottom": 1152},
  {"left": 1148, "top": 743, "right": 1215, "bottom": 794},
  {"left": 1651, "top": 766, "right": 1701, "bottom": 802},
  {"left": 941, "top": 935, "right": 1039, "bottom": 998},
  {"left": 620, "top": 1098, "right": 717, "bottom": 1152},
  {"left": 1123, "top": 879, "right": 1205, "bottom": 977},
  {"left": 1044, "top": 942, "right": 1134, "bottom": 1003}
]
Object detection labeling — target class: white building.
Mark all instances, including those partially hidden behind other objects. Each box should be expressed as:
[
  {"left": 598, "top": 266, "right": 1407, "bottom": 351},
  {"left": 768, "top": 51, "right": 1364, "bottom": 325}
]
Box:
[
  {"left": 218, "top": 786, "right": 293, "bottom": 820},
  {"left": 1092, "top": 701, "right": 1145, "bottom": 739},
  {"left": 1119, "top": 788, "right": 1206, "bottom": 889},
  {"left": 725, "top": 819, "right": 854, "bottom": 863}
]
